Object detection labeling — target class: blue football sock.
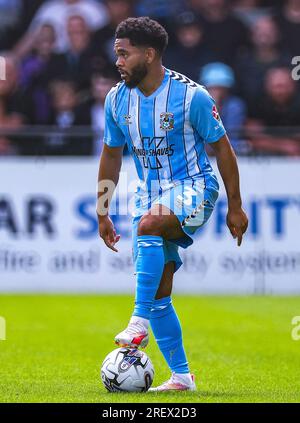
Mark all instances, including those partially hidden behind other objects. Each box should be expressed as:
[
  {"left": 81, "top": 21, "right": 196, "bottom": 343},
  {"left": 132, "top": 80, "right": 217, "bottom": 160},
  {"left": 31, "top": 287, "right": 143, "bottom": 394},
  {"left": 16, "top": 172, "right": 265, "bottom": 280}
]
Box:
[
  {"left": 132, "top": 235, "right": 165, "bottom": 320},
  {"left": 150, "top": 296, "right": 190, "bottom": 374}
]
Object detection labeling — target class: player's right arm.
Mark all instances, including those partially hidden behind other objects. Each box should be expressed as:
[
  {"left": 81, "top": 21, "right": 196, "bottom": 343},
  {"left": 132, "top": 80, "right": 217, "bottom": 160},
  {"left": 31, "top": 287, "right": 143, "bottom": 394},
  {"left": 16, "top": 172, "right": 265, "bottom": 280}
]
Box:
[{"left": 97, "top": 88, "right": 126, "bottom": 252}]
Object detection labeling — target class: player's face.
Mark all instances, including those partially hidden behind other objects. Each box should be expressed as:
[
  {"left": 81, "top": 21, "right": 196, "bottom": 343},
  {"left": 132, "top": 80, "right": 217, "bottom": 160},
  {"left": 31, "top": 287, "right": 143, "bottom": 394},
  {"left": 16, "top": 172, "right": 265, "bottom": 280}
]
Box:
[{"left": 114, "top": 38, "right": 148, "bottom": 88}]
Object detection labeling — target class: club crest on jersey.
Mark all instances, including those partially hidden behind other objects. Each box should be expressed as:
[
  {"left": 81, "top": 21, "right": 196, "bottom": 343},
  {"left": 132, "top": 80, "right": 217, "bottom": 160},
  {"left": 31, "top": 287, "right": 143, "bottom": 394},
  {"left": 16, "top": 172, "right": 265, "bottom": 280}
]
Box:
[
  {"left": 212, "top": 105, "right": 220, "bottom": 121},
  {"left": 123, "top": 114, "right": 132, "bottom": 125},
  {"left": 160, "top": 112, "right": 174, "bottom": 131}
]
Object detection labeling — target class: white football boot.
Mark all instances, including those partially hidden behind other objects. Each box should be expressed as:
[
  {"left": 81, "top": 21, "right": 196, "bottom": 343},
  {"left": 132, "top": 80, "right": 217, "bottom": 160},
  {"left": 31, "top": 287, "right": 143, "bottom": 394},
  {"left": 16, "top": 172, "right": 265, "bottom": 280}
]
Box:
[
  {"left": 114, "top": 319, "right": 149, "bottom": 349},
  {"left": 149, "top": 373, "right": 196, "bottom": 392}
]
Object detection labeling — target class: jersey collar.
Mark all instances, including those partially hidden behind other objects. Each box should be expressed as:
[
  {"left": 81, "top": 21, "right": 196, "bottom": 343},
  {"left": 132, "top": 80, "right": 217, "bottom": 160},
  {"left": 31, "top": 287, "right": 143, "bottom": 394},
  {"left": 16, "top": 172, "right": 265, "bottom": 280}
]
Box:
[{"left": 135, "top": 68, "right": 170, "bottom": 100}]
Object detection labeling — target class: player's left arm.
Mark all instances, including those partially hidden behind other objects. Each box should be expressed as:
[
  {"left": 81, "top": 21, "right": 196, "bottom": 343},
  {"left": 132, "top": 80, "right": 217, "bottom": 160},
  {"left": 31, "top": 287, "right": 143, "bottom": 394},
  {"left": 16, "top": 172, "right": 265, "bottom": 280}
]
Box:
[
  {"left": 210, "top": 134, "right": 248, "bottom": 246},
  {"left": 190, "top": 87, "right": 248, "bottom": 246}
]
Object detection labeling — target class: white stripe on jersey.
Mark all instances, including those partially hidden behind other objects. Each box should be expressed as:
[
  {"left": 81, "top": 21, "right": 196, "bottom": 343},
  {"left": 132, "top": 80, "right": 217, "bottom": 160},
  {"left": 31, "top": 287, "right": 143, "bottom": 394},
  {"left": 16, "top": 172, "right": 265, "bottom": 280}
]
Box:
[
  {"left": 110, "top": 83, "right": 121, "bottom": 121},
  {"left": 128, "top": 89, "right": 145, "bottom": 183},
  {"left": 185, "top": 85, "right": 201, "bottom": 175},
  {"left": 154, "top": 77, "right": 172, "bottom": 187}
]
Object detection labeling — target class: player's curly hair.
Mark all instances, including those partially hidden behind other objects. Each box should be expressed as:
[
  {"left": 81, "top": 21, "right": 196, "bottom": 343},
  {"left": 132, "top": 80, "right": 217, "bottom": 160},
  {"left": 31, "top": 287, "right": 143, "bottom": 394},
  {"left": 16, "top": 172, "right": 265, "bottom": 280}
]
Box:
[{"left": 115, "top": 17, "right": 168, "bottom": 56}]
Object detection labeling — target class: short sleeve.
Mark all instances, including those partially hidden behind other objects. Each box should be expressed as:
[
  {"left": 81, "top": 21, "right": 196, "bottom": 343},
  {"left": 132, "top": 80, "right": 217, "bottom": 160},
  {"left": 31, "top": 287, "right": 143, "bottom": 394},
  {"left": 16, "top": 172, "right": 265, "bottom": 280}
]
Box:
[
  {"left": 103, "top": 91, "right": 126, "bottom": 147},
  {"left": 190, "top": 87, "right": 226, "bottom": 143}
]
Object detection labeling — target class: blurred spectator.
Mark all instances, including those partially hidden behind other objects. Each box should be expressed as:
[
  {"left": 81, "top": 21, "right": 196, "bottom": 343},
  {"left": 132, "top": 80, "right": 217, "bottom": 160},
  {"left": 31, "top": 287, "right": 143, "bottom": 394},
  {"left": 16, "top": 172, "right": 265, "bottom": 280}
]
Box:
[
  {"left": 135, "top": 0, "right": 185, "bottom": 18},
  {"left": 135, "top": 0, "right": 186, "bottom": 36},
  {"left": 92, "top": 0, "right": 134, "bottom": 66},
  {"left": 200, "top": 62, "right": 249, "bottom": 154},
  {"left": 247, "top": 67, "right": 300, "bottom": 155},
  {"left": 275, "top": 0, "right": 300, "bottom": 59},
  {"left": 46, "top": 15, "right": 108, "bottom": 91},
  {"left": 77, "top": 70, "right": 118, "bottom": 155},
  {"left": 0, "top": 55, "right": 28, "bottom": 155},
  {"left": 49, "top": 80, "right": 79, "bottom": 126},
  {"left": 260, "top": 0, "right": 282, "bottom": 6},
  {"left": 0, "top": 0, "right": 298, "bottom": 158},
  {"left": 164, "top": 11, "right": 215, "bottom": 81},
  {"left": 0, "top": 0, "right": 23, "bottom": 50},
  {"left": 13, "top": 0, "right": 109, "bottom": 59},
  {"left": 235, "top": 16, "right": 290, "bottom": 114},
  {"left": 19, "top": 24, "right": 57, "bottom": 124},
  {"left": 232, "top": 0, "right": 273, "bottom": 27},
  {"left": 41, "top": 79, "right": 92, "bottom": 155},
  {"left": 0, "top": 0, "right": 41, "bottom": 50},
  {"left": 188, "top": 0, "right": 250, "bottom": 64}
]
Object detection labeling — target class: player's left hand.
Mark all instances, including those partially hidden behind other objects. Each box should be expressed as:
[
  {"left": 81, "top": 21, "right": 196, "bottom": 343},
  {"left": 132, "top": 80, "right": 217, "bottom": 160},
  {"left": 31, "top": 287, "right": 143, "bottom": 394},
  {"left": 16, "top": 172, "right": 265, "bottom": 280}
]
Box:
[{"left": 226, "top": 207, "right": 248, "bottom": 246}]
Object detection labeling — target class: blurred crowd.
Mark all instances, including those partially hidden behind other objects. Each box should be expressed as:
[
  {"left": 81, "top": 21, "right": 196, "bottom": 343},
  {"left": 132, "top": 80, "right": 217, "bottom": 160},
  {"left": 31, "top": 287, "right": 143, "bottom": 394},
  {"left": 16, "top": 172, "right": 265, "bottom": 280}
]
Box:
[{"left": 0, "top": 0, "right": 300, "bottom": 156}]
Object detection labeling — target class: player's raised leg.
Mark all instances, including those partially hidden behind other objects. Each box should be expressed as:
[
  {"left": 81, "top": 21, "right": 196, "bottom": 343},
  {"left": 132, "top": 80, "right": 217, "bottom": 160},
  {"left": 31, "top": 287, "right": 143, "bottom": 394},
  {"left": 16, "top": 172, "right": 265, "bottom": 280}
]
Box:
[{"left": 114, "top": 205, "right": 184, "bottom": 349}]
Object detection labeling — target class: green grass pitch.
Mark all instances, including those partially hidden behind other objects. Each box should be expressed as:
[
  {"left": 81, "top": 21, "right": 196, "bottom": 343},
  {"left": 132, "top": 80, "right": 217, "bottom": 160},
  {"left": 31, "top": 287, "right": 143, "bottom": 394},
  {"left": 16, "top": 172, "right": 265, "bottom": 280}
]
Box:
[{"left": 0, "top": 295, "right": 300, "bottom": 403}]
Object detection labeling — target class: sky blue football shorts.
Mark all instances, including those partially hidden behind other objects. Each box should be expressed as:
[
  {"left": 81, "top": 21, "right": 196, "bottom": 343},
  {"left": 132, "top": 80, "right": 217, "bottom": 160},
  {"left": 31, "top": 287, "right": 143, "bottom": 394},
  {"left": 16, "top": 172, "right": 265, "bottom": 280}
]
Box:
[{"left": 132, "top": 176, "right": 219, "bottom": 272}]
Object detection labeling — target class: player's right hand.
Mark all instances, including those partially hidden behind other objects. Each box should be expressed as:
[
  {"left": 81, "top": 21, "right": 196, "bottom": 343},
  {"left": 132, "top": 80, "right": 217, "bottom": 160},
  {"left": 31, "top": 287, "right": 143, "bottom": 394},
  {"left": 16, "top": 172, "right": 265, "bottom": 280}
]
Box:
[{"left": 98, "top": 215, "right": 121, "bottom": 252}]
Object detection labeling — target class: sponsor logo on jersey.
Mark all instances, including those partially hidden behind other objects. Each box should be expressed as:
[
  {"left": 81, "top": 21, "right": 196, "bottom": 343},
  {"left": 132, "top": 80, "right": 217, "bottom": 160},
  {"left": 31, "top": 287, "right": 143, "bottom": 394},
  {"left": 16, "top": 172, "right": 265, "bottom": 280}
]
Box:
[
  {"left": 160, "top": 112, "right": 174, "bottom": 131},
  {"left": 131, "top": 137, "right": 175, "bottom": 169}
]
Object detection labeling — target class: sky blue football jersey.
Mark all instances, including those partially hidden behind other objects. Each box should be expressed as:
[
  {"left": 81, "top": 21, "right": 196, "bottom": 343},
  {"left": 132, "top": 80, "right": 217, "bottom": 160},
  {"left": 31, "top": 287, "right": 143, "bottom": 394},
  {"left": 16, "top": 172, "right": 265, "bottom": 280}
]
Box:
[{"left": 103, "top": 68, "right": 226, "bottom": 210}]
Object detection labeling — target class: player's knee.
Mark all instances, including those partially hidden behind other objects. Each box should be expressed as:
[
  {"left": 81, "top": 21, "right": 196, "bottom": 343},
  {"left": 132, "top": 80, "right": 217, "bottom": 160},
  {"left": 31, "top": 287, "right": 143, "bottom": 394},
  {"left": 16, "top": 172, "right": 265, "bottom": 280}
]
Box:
[
  {"left": 155, "top": 288, "right": 172, "bottom": 300},
  {"left": 137, "top": 215, "right": 163, "bottom": 236}
]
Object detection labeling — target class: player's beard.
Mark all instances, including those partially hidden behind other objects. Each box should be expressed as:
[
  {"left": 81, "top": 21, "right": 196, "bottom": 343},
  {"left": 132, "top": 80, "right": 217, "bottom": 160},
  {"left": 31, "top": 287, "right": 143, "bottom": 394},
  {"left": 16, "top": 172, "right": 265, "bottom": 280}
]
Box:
[{"left": 124, "top": 63, "right": 148, "bottom": 88}]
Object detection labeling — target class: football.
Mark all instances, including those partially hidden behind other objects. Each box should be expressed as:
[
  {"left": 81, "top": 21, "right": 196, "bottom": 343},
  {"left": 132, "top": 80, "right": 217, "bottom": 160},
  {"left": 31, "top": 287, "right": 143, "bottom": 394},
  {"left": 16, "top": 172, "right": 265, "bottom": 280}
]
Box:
[{"left": 100, "top": 347, "right": 154, "bottom": 392}]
